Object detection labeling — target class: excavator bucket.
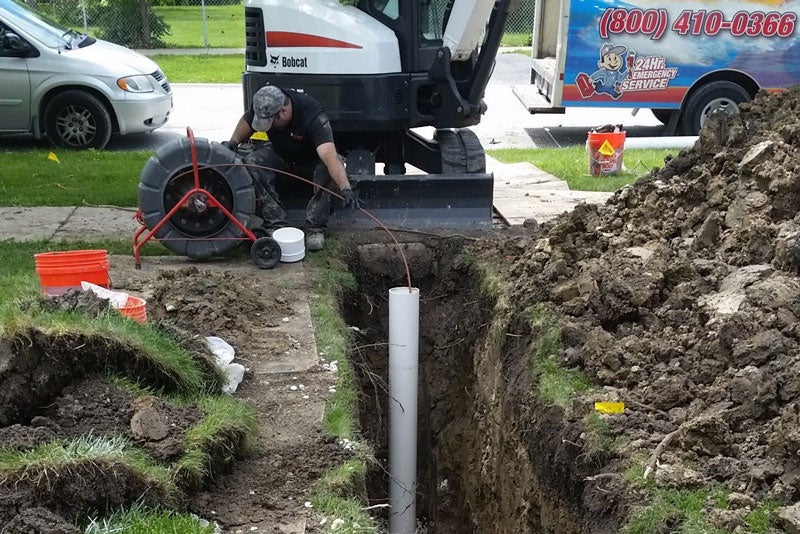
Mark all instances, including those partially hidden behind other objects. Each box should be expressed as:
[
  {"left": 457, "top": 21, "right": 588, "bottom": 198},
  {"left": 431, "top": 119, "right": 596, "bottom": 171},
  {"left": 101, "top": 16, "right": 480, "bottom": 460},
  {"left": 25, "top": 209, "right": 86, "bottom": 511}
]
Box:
[{"left": 277, "top": 172, "right": 495, "bottom": 230}]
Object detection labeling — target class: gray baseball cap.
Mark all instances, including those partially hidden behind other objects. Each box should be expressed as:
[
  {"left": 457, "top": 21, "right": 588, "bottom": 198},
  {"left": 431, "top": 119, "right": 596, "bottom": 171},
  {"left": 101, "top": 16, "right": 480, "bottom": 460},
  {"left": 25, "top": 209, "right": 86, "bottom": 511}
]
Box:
[{"left": 251, "top": 86, "right": 284, "bottom": 131}]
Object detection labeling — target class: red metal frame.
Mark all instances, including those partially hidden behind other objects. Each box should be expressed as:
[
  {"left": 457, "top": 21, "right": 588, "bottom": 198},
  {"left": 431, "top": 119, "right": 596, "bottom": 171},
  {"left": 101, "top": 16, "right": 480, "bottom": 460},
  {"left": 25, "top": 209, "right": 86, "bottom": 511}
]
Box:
[{"left": 133, "top": 127, "right": 258, "bottom": 268}]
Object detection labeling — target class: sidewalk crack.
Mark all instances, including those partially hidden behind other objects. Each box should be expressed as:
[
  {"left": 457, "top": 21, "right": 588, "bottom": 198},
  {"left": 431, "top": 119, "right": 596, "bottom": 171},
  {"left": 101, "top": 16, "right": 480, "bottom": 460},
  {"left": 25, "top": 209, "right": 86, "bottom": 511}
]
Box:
[{"left": 52, "top": 206, "right": 79, "bottom": 240}]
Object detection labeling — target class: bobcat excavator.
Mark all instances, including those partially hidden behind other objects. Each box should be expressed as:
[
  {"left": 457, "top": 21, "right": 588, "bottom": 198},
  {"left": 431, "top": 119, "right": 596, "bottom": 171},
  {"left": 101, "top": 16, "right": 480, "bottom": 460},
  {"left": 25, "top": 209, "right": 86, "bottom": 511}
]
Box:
[{"left": 138, "top": 0, "right": 516, "bottom": 261}]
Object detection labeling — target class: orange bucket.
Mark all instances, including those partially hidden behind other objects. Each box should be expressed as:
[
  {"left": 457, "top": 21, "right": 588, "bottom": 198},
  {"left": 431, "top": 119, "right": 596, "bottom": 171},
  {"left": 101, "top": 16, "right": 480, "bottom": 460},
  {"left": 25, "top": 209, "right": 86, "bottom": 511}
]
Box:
[
  {"left": 34, "top": 249, "right": 108, "bottom": 266},
  {"left": 34, "top": 250, "right": 110, "bottom": 296},
  {"left": 119, "top": 295, "right": 147, "bottom": 324},
  {"left": 587, "top": 131, "right": 626, "bottom": 176}
]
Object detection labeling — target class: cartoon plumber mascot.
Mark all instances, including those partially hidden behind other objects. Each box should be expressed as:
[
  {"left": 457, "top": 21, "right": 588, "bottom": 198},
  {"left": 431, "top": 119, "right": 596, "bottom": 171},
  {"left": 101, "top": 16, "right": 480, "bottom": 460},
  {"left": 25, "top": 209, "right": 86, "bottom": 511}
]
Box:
[{"left": 590, "top": 43, "right": 629, "bottom": 100}]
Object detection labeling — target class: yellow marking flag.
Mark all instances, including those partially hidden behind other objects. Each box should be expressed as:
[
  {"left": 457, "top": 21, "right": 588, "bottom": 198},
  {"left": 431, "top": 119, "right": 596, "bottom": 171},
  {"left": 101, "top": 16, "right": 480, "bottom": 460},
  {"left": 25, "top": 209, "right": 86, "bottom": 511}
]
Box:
[
  {"left": 47, "top": 152, "right": 60, "bottom": 163},
  {"left": 594, "top": 401, "right": 625, "bottom": 414}
]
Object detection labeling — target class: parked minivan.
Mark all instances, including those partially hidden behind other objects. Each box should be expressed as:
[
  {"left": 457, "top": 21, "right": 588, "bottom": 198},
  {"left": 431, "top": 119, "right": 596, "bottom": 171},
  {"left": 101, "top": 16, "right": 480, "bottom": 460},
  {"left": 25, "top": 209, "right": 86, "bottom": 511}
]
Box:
[{"left": 0, "top": 0, "right": 172, "bottom": 149}]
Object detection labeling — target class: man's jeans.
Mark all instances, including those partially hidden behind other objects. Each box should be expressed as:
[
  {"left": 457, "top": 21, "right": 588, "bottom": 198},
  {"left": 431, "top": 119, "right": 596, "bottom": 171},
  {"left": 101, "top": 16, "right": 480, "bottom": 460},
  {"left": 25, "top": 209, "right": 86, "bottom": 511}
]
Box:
[{"left": 244, "top": 145, "right": 341, "bottom": 232}]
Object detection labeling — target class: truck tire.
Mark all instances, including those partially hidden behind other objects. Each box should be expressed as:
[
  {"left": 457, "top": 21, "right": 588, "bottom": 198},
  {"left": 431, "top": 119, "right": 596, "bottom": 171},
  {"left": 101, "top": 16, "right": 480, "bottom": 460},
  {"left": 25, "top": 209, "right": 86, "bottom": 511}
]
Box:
[
  {"left": 138, "top": 137, "right": 256, "bottom": 259},
  {"left": 44, "top": 90, "right": 112, "bottom": 150},
  {"left": 651, "top": 109, "right": 677, "bottom": 125},
  {"left": 680, "top": 81, "right": 751, "bottom": 136},
  {"left": 438, "top": 128, "right": 486, "bottom": 174}
]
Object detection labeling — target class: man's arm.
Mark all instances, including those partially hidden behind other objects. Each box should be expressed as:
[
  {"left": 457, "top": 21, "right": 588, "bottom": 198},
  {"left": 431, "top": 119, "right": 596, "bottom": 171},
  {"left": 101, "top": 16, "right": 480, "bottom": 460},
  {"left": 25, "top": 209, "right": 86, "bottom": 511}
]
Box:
[
  {"left": 316, "top": 141, "right": 351, "bottom": 192},
  {"left": 228, "top": 115, "right": 255, "bottom": 145}
]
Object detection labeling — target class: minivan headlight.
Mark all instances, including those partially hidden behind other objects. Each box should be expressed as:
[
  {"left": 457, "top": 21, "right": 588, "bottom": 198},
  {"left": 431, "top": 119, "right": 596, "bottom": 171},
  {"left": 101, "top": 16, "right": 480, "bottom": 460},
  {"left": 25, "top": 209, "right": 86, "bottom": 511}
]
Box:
[{"left": 117, "top": 75, "right": 155, "bottom": 93}]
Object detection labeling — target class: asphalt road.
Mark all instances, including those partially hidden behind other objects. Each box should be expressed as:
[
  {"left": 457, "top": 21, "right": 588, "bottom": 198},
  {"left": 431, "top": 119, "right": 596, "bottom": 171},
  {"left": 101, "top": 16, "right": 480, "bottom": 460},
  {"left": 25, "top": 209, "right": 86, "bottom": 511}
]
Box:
[{"left": 0, "top": 53, "right": 672, "bottom": 152}]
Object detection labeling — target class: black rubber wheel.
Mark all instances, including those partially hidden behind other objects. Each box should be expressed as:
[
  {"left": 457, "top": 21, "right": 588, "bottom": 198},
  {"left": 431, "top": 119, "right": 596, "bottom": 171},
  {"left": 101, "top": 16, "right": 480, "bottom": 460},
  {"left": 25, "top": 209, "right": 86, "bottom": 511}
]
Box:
[
  {"left": 138, "top": 137, "right": 256, "bottom": 259},
  {"left": 44, "top": 90, "right": 113, "bottom": 149},
  {"left": 651, "top": 108, "right": 678, "bottom": 125},
  {"left": 251, "top": 236, "right": 281, "bottom": 269},
  {"left": 680, "top": 81, "right": 751, "bottom": 136},
  {"left": 437, "top": 128, "right": 486, "bottom": 173},
  {"left": 239, "top": 226, "right": 271, "bottom": 252}
]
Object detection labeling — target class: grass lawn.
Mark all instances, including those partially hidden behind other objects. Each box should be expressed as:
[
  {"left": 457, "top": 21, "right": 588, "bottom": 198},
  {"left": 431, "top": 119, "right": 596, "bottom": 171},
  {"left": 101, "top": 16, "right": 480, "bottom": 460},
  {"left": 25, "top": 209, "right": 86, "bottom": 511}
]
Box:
[
  {"left": 155, "top": 5, "right": 244, "bottom": 48},
  {"left": 487, "top": 146, "right": 676, "bottom": 192},
  {"left": 152, "top": 54, "right": 244, "bottom": 83},
  {"left": 0, "top": 150, "right": 149, "bottom": 207},
  {"left": 501, "top": 32, "right": 532, "bottom": 47}
]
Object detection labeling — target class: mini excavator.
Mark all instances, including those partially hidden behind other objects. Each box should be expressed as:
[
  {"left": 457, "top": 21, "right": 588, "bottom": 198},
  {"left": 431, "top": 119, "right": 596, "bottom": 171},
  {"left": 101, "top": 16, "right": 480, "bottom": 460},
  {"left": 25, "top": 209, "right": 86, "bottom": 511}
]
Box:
[
  {"left": 138, "top": 0, "right": 516, "bottom": 260},
  {"left": 241, "top": 0, "right": 516, "bottom": 226}
]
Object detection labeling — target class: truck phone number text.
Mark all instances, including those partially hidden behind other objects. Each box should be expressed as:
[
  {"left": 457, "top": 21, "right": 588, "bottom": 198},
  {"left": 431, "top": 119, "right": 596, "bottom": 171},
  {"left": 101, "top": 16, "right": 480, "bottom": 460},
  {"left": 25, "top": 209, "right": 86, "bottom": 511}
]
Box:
[{"left": 598, "top": 7, "right": 797, "bottom": 40}]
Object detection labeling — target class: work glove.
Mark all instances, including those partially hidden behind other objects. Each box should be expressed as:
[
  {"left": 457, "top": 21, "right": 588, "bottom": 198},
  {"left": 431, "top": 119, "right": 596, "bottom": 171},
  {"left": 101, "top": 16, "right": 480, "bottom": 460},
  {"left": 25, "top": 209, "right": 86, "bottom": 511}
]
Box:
[
  {"left": 220, "top": 140, "right": 238, "bottom": 152},
  {"left": 341, "top": 187, "right": 359, "bottom": 210}
]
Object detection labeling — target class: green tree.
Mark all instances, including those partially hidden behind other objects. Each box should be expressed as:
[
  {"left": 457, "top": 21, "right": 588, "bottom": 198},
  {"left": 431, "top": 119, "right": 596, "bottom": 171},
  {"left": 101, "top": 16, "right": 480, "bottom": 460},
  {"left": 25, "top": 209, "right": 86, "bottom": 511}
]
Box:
[{"left": 90, "top": 0, "right": 169, "bottom": 48}]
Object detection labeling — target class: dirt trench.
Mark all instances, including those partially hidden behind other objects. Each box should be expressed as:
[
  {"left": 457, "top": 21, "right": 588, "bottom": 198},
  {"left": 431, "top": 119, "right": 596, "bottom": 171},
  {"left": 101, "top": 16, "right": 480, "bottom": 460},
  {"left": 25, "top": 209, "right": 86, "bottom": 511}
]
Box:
[
  {"left": 338, "top": 86, "right": 800, "bottom": 533},
  {"left": 341, "top": 238, "right": 621, "bottom": 533}
]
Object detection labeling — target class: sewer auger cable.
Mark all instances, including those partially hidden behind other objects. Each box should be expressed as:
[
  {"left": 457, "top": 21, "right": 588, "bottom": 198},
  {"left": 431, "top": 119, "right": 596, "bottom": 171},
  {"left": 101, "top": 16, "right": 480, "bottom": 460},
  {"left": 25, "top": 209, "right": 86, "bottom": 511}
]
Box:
[{"left": 164, "top": 162, "right": 414, "bottom": 292}]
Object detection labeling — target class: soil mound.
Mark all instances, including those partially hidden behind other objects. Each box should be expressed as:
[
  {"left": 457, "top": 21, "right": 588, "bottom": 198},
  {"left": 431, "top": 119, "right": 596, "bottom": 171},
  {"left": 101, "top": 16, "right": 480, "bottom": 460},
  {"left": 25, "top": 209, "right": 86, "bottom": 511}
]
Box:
[{"left": 493, "top": 88, "right": 800, "bottom": 529}]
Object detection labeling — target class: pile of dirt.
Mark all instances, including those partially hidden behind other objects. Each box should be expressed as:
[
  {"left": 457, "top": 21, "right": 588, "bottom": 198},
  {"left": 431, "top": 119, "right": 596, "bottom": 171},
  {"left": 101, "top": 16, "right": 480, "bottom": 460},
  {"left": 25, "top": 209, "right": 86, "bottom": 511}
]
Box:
[
  {"left": 481, "top": 88, "right": 800, "bottom": 530},
  {"left": 138, "top": 266, "right": 295, "bottom": 349}
]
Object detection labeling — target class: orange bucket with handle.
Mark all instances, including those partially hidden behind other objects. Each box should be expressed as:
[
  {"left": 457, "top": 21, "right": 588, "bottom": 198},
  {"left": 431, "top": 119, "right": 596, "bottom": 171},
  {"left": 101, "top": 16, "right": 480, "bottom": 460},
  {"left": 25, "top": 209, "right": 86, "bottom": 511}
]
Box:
[
  {"left": 34, "top": 250, "right": 110, "bottom": 296},
  {"left": 587, "top": 130, "right": 626, "bottom": 176}
]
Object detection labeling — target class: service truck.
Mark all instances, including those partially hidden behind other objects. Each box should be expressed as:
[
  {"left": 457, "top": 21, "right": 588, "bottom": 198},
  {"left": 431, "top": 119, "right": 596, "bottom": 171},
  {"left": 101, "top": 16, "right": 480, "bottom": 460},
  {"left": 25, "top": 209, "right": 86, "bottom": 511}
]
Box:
[{"left": 519, "top": 0, "right": 800, "bottom": 134}]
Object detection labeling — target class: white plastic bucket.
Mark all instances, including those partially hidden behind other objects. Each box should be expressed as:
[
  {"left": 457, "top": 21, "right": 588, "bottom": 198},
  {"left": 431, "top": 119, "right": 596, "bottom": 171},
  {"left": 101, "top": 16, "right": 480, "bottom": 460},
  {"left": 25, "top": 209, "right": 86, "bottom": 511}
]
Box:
[{"left": 272, "top": 227, "right": 305, "bottom": 262}]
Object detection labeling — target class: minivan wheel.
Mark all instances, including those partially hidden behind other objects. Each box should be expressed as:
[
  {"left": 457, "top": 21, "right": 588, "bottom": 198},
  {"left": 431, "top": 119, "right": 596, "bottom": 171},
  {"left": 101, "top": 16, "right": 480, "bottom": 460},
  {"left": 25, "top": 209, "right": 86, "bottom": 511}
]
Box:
[{"left": 44, "top": 90, "right": 113, "bottom": 150}]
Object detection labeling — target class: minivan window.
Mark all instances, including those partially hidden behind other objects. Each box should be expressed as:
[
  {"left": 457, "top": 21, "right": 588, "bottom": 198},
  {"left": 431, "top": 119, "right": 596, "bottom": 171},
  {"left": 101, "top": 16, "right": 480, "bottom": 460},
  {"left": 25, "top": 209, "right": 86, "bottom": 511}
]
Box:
[{"left": 1, "top": 0, "right": 75, "bottom": 48}]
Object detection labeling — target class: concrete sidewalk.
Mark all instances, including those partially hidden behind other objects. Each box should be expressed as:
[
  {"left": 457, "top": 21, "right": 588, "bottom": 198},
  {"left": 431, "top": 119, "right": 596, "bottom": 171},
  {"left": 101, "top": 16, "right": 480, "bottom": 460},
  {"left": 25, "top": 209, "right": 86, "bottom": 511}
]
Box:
[
  {"left": 0, "top": 206, "right": 141, "bottom": 242},
  {"left": 0, "top": 156, "right": 613, "bottom": 242}
]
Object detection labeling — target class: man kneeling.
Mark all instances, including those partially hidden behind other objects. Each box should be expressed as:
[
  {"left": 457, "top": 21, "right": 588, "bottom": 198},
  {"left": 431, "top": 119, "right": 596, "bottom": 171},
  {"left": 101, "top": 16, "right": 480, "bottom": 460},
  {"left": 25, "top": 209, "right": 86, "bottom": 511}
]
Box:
[{"left": 223, "top": 85, "right": 356, "bottom": 251}]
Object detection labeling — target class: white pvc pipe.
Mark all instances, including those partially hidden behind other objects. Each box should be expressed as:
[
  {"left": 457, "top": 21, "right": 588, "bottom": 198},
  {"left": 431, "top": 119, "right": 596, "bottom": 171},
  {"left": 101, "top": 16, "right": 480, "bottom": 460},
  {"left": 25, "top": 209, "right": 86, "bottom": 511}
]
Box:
[
  {"left": 388, "top": 287, "right": 420, "bottom": 534},
  {"left": 624, "top": 136, "right": 698, "bottom": 149}
]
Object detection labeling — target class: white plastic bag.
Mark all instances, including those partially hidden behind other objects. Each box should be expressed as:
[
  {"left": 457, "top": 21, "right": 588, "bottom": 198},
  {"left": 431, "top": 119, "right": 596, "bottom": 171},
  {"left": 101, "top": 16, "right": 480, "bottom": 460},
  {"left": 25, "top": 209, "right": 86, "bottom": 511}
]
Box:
[
  {"left": 80, "top": 281, "right": 129, "bottom": 308},
  {"left": 223, "top": 363, "right": 246, "bottom": 394},
  {"left": 205, "top": 336, "right": 245, "bottom": 394},
  {"left": 205, "top": 336, "right": 235, "bottom": 366}
]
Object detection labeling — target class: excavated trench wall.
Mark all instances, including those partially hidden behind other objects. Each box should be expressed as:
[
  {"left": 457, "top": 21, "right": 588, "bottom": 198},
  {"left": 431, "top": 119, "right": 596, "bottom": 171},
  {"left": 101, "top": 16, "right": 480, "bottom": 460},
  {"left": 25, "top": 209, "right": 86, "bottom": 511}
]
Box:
[{"left": 342, "top": 239, "right": 616, "bottom": 533}]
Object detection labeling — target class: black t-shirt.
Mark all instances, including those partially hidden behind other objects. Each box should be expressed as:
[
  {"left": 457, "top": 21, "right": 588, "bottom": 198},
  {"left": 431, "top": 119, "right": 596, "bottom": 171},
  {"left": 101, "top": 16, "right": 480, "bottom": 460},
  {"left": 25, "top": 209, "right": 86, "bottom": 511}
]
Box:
[{"left": 244, "top": 89, "right": 334, "bottom": 164}]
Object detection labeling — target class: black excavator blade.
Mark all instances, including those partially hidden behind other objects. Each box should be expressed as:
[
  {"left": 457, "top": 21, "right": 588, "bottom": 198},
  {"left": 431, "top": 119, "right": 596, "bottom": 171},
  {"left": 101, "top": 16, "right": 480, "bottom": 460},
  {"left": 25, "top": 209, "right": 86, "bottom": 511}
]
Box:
[
  {"left": 274, "top": 128, "right": 494, "bottom": 229},
  {"left": 276, "top": 172, "right": 495, "bottom": 230}
]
